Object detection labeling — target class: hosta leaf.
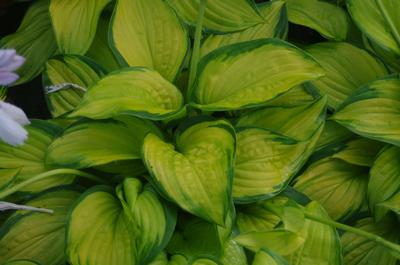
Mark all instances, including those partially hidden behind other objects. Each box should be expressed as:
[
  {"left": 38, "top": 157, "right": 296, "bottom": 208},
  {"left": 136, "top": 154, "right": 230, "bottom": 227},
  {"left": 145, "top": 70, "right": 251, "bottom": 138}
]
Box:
[
  {"left": 315, "top": 121, "right": 354, "bottom": 151},
  {"left": 110, "top": 0, "right": 188, "bottom": 81},
  {"left": 262, "top": 85, "right": 317, "bottom": 108},
  {"left": 236, "top": 203, "right": 281, "bottom": 234},
  {"left": 0, "top": 120, "right": 73, "bottom": 193},
  {"left": 3, "top": 261, "right": 40, "bottom": 265},
  {"left": 167, "top": 0, "right": 263, "bottom": 33},
  {"left": 200, "top": 1, "right": 288, "bottom": 57},
  {"left": 167, "top": 212, "right": 233, "bottom": 260},
  {"left": 221, "top": 240, "right": 248, "bottom": 265},
  {"left": 46, "top": 116, "right": 161, "bottom": 169},
  {"left": 233, "top": 127, "right": 320, "bottom": 202},
  {"left": 235, "top": 197, "right": 306, "bottom": 255},
  {"left": 234, "top": 229, "right": 305, "bottom": 256},
  {"left": 237, "top": 97, "right": 326, "bottom": 141},
  {"left": 0, "top": 189, "right": 80, "bottom": 265},
  {"left": 284, "top": 0, "right": 349, "bottom": 40},
  {"left": 330, "top": 138, "right": 383, "bottom": 167},
  {"left": 86, "top": 14, "right": 120, "bottom": 72},
  {"left": 286, "top": 202, "right": 342, "bottom": 265},
  {"left": 364, "top": 36, "right": 400, "bottom": 73},
  {"left": 70, "top": 67, "right": 184, "bottom": 121},
  {"left": 191, "top": 258, "right": 221, "bottom": 265},
  {"left": 305, "top": 42, "right": 388, "bottom": 110},
  {"left": 252, "top": 249, "right": 289, "bottom": 265},
  {"left": 294, "top": 157, "right": 368, "bottom": 220},
  {"left": 43, "top": 55, "right": 105, "bottom": 118},
  {"left": 143, "top": 119, "right": 235, "bottom": 225},
  {"left": 49, "top": 0, "right": 111, "bottom": 54},
  {"left": 0, "top": 0, "right": 58, "bottom": 85},
  {"left": 342, "top": 216, "right": 400, "bottom": 265},
  {"left": 332, "top": 75, "right": 400, "bottom": 146},
  {"left": 190, "top": 39, "right": 324, "bottom": 111},
  {"left": 369, "top": 145, "right": 400, "bottom": 221},
  {"left": 67, "top": 178, "right": 176, "bottom": 265},
  {"left": 347, "top": 0, "right": 400, "bottom": 55},
  {"left": 149, "top": 252, "right": 188, "bottom": 265}
]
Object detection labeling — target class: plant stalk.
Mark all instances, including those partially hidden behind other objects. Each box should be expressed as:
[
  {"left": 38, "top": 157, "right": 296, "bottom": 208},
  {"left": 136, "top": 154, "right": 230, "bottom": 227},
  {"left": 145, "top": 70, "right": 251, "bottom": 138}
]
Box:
[
  {"left": 305, "top": 213, "right": 400, "bottom": 256},
  {"left": 0, "top": 168, "right": 107, "bottom": 199},
  {"left": 187, "top": 0, "right": 207, "bottom": 101}
]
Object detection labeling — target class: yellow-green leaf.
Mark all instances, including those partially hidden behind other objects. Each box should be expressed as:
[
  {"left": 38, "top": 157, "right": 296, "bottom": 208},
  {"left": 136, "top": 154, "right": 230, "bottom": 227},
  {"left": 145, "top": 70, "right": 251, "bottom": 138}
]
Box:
[
  {"left": 43, "top": 55, "right": 105, "bottom": 118},
  {"left": 0, "top": 0, "right": 58, "bottom": 85},
  {"left": 306, "top": 42, "right": 388, "bottom": 110},
  {"left": 285, "top": 0, "right": 349, "bottom": 40},
  {"left": 200, "top": 1, "right": 288, "bottom": 57},
  {"left": 0, "top": 189, "right": 80, "bottom": 265},
  {"left": 369, "top": 145, "right": 400, "bottom": 221},
  {"left": 347, "top": 0, "right": 400, "bottom": 55},
  {"left": 0, "top": 120, "right": 73, "bottom": 193},
  {"left": 49, "top": 0, "right": 111, "bottom": 54},
  {"left": 190, "top": 39, "right": 324, "bottom": 111},
  {"left": 70, "top": 67, "right": 184, "bottom": 121},
  {"left": 167, "top": 0, "right": 263, "bottom": 33},
  {"left": 332, "top": 75, "right": 400, "bottom": 146},
  {"left": 46, "top": 116, "right": 161, "bottom": 169},
  {"left": 67, "top": 178, "right": 176, "bottom": 265},
  {"left": 110, "top": 0, "right": 188, "bottom": 81},
  {"left": 143, "top": 119, "right": 235, "bottom": 225}
]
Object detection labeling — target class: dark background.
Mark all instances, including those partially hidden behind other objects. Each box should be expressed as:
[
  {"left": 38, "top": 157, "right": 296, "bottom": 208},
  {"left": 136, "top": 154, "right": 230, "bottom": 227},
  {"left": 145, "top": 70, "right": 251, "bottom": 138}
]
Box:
[{"left": 0, "top": 0, "right": 323, "bottom": 119}]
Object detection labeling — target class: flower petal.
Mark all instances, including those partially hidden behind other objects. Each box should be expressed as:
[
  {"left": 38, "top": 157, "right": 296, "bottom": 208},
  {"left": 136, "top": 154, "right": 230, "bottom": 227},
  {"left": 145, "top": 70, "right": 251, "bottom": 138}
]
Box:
[
  {"left": 0, "top": 101, "right": 30, "bottom": 125},
  {"left": 0, "top": 72, "right": 19, "bottom": 86},
  {"left": 0, "top": 108, "right": 29, "bottom": 146},
  {"left": 0, "top": 49, "right": 17, "bottom": 69},
  {"left": 1, "top": 55, "right": 25, "bottom": 72}
]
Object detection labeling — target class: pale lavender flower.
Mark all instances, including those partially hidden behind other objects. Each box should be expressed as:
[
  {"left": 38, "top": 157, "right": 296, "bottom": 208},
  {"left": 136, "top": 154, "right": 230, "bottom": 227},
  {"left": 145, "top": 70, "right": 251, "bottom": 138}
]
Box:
[
  {"left": 0, "top": 101, "right": 30, "bottom": 146},
  {"left": 0, "top": 201, "right": 53, "bottom": 214},
  {"left": 0, "top": 48, "right": 25, "bottom": 86}
]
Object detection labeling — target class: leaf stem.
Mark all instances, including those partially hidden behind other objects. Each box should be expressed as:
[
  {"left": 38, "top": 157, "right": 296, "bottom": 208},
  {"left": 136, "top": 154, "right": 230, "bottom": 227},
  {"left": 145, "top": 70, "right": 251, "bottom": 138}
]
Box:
[
  {"left": 0, "top": 168, "right": 107, "bottom": 199},
  {"left": 305, "top": 212, "right": 400, "bottom": 256},
  {"left": 187, "top": 0, "right": 207, "bottom": 101}
]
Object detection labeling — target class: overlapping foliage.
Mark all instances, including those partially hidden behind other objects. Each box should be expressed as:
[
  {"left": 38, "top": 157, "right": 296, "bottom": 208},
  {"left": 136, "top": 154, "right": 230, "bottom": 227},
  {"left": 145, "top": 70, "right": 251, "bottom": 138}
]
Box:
[{"left": 1, "top": 0, "right": 400, "bottom": 264}]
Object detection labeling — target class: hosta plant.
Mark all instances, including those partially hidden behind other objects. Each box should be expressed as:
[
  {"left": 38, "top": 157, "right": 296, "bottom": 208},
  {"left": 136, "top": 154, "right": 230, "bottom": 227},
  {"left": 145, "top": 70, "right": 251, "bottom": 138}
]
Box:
[{"left": 0, "top": 0, "right": 400, "bottom": 265}]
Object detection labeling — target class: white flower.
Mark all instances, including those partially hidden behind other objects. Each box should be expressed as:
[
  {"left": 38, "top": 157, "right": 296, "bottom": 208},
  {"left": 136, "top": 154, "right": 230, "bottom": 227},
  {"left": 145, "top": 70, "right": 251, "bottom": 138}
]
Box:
[
  {"left": 0, "top": 101, "right": 30, "bottom": 146},
  {"left": 0, "top": 49, "right": 25, "bottom": 86}
]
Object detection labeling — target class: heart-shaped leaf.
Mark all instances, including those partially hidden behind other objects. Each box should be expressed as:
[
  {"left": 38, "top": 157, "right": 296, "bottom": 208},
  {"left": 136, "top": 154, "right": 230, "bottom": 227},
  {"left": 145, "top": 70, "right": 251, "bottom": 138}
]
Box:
[
  {"left": 66, "top": 178, "right": 176, "bottom": 265},
  {"left": 46, "top": 116, "right": 161, "bottom": 169},
  {"left": 49, "top": 0, "right": 111, "bottom": 54},
  {"left": 43, "top": 55, "right": 105, "bottom": 117},
  {"left": 190, "top": 39, "right": 324, "bottom": 111},
  {"left": 110, "top": 0, "right": 188, "bottom": 81},
  {"left": 332, "top": 75, "right": 400, "bottom": 146},
  {"left": 70, "top": 67, "right": 184, "bottom": 121},
  {"left": 0, "top": 189, "right": 80, "bottom": 265},
  {"left": 143, "top": 119, "right": 236, "bottom": 225}
]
